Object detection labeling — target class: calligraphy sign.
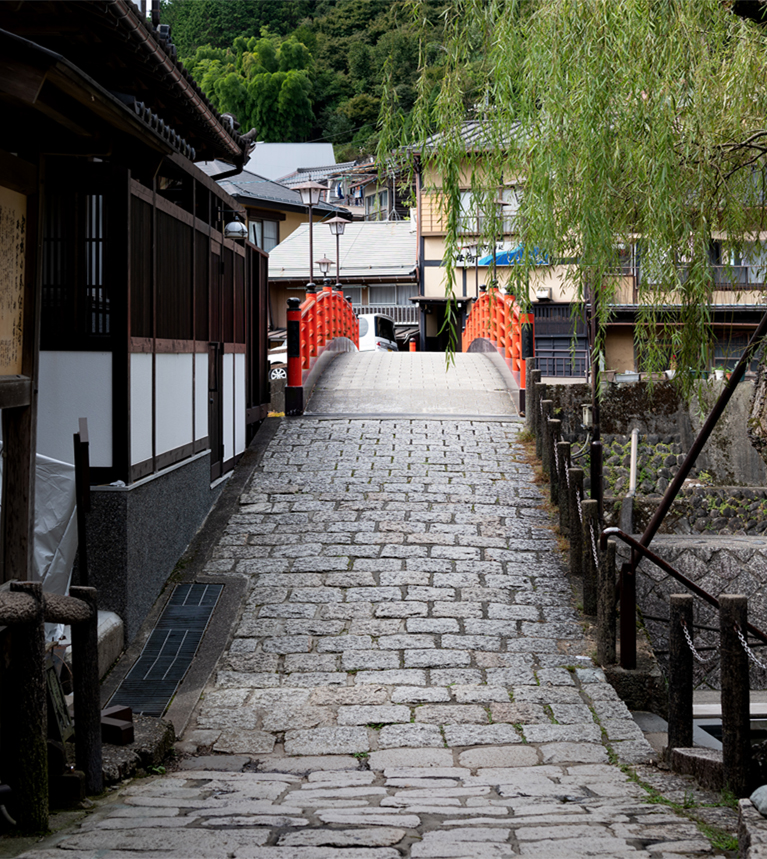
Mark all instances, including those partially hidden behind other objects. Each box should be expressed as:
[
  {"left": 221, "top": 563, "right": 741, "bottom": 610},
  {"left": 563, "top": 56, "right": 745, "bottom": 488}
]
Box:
[{"left": 0, "top": 185, "right": 26, "bottom": 376}]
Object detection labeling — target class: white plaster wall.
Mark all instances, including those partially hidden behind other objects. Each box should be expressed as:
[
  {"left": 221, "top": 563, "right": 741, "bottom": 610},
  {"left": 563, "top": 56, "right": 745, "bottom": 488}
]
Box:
[
  {"left": 155, "top": 353, "right": 193, "bottom": 456},
  {"left": 223, "top": 353, "right": 234, "bottom": 464},
  {"left": 130, "top": 353, "right": 153, "bottom": 466},
  {"left": 37, "top": 351, "right": 113, "bottom": 466},
  {"left": 234, "top": 353, "right": 246, "bottom": 456},
  {"left": 195, "top": 352, "right": 208, "bottom": 442}
]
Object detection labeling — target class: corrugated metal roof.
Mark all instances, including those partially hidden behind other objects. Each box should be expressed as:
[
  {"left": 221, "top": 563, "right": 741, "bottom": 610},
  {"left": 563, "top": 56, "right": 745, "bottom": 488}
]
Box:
[
  {"left": 268, "top": 220, "right": 418, "bottom": 283},
  {"left": 279, "top": 161, "right": 359, "bottom": 185}
]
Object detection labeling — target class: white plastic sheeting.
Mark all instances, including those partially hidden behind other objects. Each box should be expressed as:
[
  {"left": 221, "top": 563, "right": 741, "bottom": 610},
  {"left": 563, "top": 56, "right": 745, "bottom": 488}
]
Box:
[{"left": 0, "top": 443, "right": 78, "bottom": 596}]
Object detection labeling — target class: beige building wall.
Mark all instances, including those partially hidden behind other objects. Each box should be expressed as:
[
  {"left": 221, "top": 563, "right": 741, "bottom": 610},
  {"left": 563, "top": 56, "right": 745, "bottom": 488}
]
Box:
[{"left": 282, "top": 211, "right": 306, "bottom": 242}]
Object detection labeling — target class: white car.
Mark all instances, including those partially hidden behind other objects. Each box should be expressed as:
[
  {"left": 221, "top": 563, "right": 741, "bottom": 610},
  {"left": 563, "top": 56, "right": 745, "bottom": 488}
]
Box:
[
  {"left": 358, "top": 314, "right": 398, "bottom": 352},
  {"left": 268, "top": 338, "right": 287, "bottom": 380}
]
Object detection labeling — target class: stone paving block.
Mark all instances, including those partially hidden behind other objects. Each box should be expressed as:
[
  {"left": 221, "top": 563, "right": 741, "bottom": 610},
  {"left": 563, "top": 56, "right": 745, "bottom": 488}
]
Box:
[
  {"left": 536, "top": 668, "right": 577, "bottom": 686},
  {"left": 406, "top": 618, "right": 460, "bottom": 633},
  {"left": 55, "top": 828, "right": 273, "bottom": 855},
  {"left": 310, "top": 687, "right": 391, "bottom": 706},
  {"left": 343, "top": 651, "right": 400, "bottom": 671},
  {"left": 314, "top": 812, "right": 422, "bottom": 829},
  {"left": 283, "top": 672, "right": 348, "bottom": 686},
  {"left": 316, "top": 635, "right": 373, "bottom": 652},
  {"left": 378, "top": 723, "right": 444, "bottom": 748},
  {"left": 415, "top": 705, "right": 487, "bottom": 724},
  {"left": 442, "top": 635, "right": 501, "bottom": 652},
  {"left": 430, "top": 669, "right": 484, "bottom": 686},
  {"left": 262, "top": 636, "right": 313, "bottom": 653},
  {"left": 405, "top": 650, "right": 472, "bottom": 669},
  {"left": 284, "top": 727, "right": 370, "bottom": 756},
  {"left": 391, "top": 687, "right": 451, "bottom": 704},
  {"left": 349, "top": 619, "right": 404, "bottom": 636},
  {"left": 458, "top": 746, "right": 540, "bottom": 769},
  {"left": 354, "top": 669, "right": 426, "bottom": 685},
  {"left": 368, "top": 748, "right": 455, "bottom": 770},
  {"left": 375, "top": 602, "right": 429, "bottom": 618},
  {"left": 548, "top": 703, "right": 594, "bottom": 724},
  {"left": 337, "top": 705, "right": 411, "bottom": 726},
  {"left": 539, "top": 742, "right": 609, "bottom": 764},
  {"left": 284, "top": 653, "right": 340, "bottom": 672},
  {"left": 432, "top": 602, "right": 483, "bottom": 618},
  {"left": 255, "top": 755, "right": 361, "bottom": 773},
  {"left": 513, "top": 685, "right": 582, "bottom": 704},
  {"left": 278, "top": 828, "right": 408, "bottom": 847},
  {"left": 212, "top": 731, "right": 277, "bottom": 754},
  {"left": 443, "top": 724, "right": 522, "bottom": 747},
  {"left": 259, "top": 603, "right": 319, "bottom": 619},
  {"left": 522, "top": 724, "right": 602, "bottom": 744},
  {"left": 323, "top": 603, "right": 375, "bottom": 619}
]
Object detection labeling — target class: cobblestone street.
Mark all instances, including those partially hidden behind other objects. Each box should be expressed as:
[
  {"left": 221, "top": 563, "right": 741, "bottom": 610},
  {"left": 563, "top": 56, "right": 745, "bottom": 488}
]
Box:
[{"left": 18, "top": 357, "right": 735, "bottom": 857}]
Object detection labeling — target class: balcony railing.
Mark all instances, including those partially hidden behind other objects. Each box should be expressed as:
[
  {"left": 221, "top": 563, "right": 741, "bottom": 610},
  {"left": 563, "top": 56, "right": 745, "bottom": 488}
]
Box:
[
  {"left": 354, "top": 304, "right": 419, "bottom": 325},
  {"left": 608, "top": 266, "right": 767, "bottom": 304}
]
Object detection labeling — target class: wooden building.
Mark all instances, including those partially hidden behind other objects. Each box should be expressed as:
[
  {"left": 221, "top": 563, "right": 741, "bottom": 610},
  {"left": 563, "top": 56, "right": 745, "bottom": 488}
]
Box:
[{"left": 0, "top": 2, "right": 269, "bottom": 643}]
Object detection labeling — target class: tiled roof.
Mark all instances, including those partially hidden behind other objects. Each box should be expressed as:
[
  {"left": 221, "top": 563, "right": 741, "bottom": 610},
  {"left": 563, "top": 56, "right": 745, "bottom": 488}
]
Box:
[
  {"left": 197, "top": 162, "right": 345, "bottom": 213},
  {"left": 268, "top": 220, "right": 417, "bottom": 283},
  {"left": 0, "top": 1, "right": 249, "bottom": 165}
]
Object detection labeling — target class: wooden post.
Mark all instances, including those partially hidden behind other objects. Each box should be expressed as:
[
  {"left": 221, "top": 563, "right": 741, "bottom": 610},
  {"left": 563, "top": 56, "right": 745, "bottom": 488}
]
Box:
[
  {"left": 720, "top": 594, "right": 751, "bottom": 797},
  {"left": 569, "top": 468, "right": 584, "bottom": 579},
  {"left": 581, "top": 499, "right": 599, "bottom": 615},
  {"left": 540, "top": 401, "right": 553, "bottom": 472},
  {"left": 285, "top": 297, "right": 304, "bottom": 416},
  {"left": 527, "top": 368, "right": 541, "bottom": 432},
  {"left": 536, "top": 392, "right": 550, "bottom": 459},
  {"left": 597, "top": 538, "right": 617, "bottom": 665},
  {"left": 557, "top": 441, "right": 571, "bottom": 535},
  {"left": 620, "top": 560, "right": 637, "bottom": 670},
  {"left": 5, "top": 582, "right": 47, "bottom": 831},
  {"left": 73, "top": 419, "right": 91, "bottom": 587},
  {"left": 668, "top": 594, "right": 693, "bottom": 754},
  {"left": 548, "top": 419, "right": 561, "bottom": 505},
  {"left": 70, "top": 586, "right": 103, "bottom": 795}
]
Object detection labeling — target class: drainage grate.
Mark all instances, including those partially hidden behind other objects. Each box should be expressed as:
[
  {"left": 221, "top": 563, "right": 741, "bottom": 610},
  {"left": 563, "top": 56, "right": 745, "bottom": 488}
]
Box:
[{"left": 109, "top": 583, "right": 223, "bottom": 717}]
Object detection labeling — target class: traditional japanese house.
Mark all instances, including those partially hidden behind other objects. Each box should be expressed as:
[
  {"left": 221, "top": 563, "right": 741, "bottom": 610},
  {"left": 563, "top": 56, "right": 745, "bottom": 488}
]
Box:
[{"left": 0, "top": 1, "right": 269, "bottom": 643}]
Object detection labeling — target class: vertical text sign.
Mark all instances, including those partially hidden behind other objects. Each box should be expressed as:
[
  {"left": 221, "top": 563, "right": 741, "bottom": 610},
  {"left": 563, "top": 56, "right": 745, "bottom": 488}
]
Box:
[{"left": 0, "top": 185, "right": 26, "bottom": 376}]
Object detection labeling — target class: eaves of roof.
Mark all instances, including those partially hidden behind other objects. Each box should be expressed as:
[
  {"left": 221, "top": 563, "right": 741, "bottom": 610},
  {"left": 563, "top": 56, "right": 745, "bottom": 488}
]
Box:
[
  {"left": 0, "top": 0, "right": 249, "bottom": 166},
  {"left": 0, "top": 28, "right": 200, "bottom": 163}
]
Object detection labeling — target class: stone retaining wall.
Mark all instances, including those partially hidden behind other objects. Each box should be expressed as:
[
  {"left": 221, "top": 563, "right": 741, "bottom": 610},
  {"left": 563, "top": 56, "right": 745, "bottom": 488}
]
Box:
[{"left": 616, "top": 536, "right": 767, "bottom": 691}]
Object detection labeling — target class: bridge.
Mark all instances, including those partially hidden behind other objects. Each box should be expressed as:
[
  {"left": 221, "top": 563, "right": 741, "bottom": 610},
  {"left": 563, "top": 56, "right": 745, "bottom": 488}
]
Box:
[
  {"left": 283, "top": 284, "right": 535, "bottom": 417},
  {"left": 19, "top": 288, "right": 728, "bottom": 858}
]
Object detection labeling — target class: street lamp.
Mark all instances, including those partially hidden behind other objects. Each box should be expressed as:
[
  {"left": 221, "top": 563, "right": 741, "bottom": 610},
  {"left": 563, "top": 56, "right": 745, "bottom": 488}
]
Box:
[
  {"left": 294, "top": 180, "right": 326, "bottom": 285},
  {"left": 326, "top": 215, "right": 348, "bottom": 285},
  {"left": 317, "top": 255, "right": 334, "bottom": 284}
]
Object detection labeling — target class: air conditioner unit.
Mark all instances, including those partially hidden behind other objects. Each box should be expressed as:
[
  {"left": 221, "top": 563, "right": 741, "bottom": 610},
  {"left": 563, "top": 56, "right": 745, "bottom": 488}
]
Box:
[{"left": 535, "top": 287, "right": 552, "bottom": 301}]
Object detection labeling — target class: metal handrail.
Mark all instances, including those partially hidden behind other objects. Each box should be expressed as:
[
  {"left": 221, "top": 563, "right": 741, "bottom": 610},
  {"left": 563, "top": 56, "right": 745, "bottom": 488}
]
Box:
[{"left": 600, "top": 526, "right": 767, "bottom": 646}]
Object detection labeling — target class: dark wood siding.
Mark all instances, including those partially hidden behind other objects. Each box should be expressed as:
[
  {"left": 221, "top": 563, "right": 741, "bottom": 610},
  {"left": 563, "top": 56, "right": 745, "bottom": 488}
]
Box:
[{"left": 130, "top": 197, "right": 152, "bottom": 338}]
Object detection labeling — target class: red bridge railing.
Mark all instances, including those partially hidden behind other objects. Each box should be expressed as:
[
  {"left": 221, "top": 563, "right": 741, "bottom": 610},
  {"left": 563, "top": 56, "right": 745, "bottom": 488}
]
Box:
[
  {"left": 462, "top": 285, "right": 535, "bottom": 410},
  {"left": 286, "top": 285, "right": 359, "bottom": 414}
]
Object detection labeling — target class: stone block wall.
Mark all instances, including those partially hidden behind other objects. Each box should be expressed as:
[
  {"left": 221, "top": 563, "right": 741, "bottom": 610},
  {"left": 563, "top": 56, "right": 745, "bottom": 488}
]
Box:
[{"left": 617, "top": 536, "right": 767, "bottom": 691}]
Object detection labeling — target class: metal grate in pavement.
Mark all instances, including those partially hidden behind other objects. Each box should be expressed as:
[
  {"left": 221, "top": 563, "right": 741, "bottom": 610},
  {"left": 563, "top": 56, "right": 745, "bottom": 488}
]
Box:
[{"left": 109, "top": 583, "right": 223, "bottom": 717}]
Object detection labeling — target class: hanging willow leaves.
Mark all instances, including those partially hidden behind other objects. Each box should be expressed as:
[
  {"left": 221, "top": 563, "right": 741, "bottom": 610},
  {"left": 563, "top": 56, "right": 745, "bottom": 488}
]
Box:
[{"left": 379, "top": 0, "right": 767, "bottom": 398}]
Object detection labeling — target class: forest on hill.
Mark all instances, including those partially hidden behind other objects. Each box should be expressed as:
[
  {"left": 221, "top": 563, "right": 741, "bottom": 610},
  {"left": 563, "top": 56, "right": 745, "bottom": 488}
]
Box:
[{"left": 159, "top": 0, "right": 448, "bottom": 161}]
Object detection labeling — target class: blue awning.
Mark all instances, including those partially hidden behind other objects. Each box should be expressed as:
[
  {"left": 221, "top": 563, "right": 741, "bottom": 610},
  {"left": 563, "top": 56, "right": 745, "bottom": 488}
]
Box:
[{"left": 477, "top": 245, "right": 548, "bottom": 266}]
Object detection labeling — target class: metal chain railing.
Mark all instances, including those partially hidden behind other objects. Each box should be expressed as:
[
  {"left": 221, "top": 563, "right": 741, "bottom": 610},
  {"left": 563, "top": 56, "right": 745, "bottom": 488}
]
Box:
[
  {"left": 575, "top": 480, "right": 583, "bottom": 524},
  {"left": 588, "top": 519, "right": 600, "bottom": 569},
  {"left": 681, "top": 619, "right": 717, "bottom": 664},
  {"left": 736, "top": 623, "right": 767, "bottom": 670}
]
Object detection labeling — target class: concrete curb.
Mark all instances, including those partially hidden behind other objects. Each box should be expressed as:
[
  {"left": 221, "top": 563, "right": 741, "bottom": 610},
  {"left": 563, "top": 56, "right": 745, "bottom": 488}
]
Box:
[{"left": 740, "top": 799, "right": 767, "bottom": 858}]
